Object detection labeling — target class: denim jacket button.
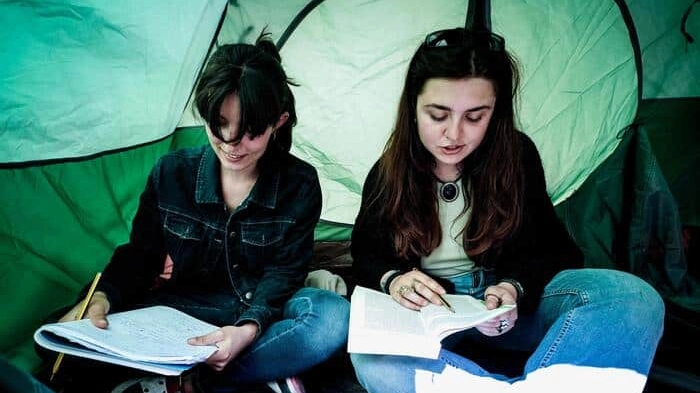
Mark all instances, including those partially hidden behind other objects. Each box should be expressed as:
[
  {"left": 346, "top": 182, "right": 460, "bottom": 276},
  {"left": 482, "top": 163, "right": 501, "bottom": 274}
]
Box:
[
  {"left": 229, "top": 231, "right": 236, "bottom": 239},
  {"left": 244, "top": 291, "right": 253, "bottom": 300}
]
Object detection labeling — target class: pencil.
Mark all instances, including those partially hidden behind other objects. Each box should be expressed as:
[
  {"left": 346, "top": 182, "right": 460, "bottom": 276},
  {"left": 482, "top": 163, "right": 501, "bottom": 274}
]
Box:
[
  {"left": 437, "top": 293, "right": 455, "bottom": 313},
  {"left": 50, "top": 272, "right": 102, "bottom": 382}
]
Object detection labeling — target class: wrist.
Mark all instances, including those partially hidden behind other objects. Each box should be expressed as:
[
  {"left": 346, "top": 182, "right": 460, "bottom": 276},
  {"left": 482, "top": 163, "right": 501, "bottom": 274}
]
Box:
[
  {"left": 381, "top": 270, "right": 403, "bottom": 294},
  {"left": 241, "top": 322, "right": 258, "bottom": 335},
  {"left": 498, "top": 278, "right": 525, "bottom": 301}
]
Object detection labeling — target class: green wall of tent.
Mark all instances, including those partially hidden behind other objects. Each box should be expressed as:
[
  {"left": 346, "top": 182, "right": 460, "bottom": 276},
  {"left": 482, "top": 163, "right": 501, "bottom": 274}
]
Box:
[{"left": 0, "top": 0, "right": 698, "bottom": 389}]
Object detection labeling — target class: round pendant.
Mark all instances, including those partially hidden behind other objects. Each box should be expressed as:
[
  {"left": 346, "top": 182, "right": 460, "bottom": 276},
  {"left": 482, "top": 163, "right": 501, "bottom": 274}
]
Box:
[{"left": 439, "top": 182, "right": 459, "bottom": 202}]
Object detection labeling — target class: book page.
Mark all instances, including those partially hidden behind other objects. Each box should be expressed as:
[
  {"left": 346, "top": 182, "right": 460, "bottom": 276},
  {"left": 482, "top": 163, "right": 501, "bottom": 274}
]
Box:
[
  {"left": 354, "top": 286, "right": 426, "bottom": 334},
  {"left": 348, "top": 286, "right": 441, "bottom": 359},
  {"left": 36, "top": 305, "right": 218, "bottom": 364},
  {"left": 33, "top": 330, "right": 192, "bottom": 376},
  {"left": 421, "top": 295, "right": 515, "bottom": 340}
]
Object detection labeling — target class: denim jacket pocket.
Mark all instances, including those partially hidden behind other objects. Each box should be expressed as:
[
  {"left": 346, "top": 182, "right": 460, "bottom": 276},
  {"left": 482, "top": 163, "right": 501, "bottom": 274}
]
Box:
[
  {"left": 165, "top": 213, "right": 204, "bottom": 240},
  {"left": 163, "top": 211, "right": 219, "bottom": 281},
  {"left": 240, "top": 219, "right": 293, "bottom": 270}
]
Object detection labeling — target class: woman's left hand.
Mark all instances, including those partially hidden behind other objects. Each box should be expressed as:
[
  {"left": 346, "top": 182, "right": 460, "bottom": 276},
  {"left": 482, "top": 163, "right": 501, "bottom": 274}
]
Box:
[
  {"left": 475, "top": 283, "right": 519, "bottom": 336},
  {"left": 187, "top": 323, "right": 258, "bottom": 371}
]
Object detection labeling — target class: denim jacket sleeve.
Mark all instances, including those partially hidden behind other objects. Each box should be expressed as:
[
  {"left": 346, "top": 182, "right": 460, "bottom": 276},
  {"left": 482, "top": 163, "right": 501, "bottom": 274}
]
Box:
[
  {"left": 91, "top": 167, "right": 168, "bottom": 310},
  {"left": 235, "top": 161, "right": 322, "bottom": 334}
]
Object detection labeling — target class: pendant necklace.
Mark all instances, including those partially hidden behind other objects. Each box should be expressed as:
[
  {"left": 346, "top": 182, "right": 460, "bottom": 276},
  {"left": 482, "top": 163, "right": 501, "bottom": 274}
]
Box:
[{"left": 438, "top": 176, "right": 461, "bottom": 203}]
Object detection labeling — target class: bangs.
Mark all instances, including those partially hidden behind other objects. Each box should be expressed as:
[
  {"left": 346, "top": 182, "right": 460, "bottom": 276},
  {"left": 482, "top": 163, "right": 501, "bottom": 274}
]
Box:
[
  {"left": 236, "top": 68, "right": 282, "bottom": 141},
  {"left": 199, "top": 66, "right": 282, "bottom": 144}
]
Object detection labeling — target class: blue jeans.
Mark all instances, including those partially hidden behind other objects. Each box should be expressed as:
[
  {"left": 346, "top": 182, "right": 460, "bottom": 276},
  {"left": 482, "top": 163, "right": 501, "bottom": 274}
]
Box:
[
  {"left": 37, "top": 287, "right": 349, "bottom": 392},
  {"left": 198, "top": 287, "right": 349, "bottom": 391},
  {"left": 350, "top": 269, "right": 665, "bottom": 393},
  {"left": 137, "top": 286, "right": 349, "bottom": 391}
]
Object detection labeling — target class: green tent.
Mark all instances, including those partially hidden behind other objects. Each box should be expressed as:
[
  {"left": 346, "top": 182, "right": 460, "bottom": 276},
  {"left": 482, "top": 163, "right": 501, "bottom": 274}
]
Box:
[{"left": 1, "top": 0, "right": 698, "bottom": 390}]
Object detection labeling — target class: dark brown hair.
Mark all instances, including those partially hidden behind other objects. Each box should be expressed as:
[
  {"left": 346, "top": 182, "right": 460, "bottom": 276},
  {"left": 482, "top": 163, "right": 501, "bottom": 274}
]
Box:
[
  {"left": 361, "top": 28, "right": 524, "bottom": 258},
  {"left": 193, "top": 29, "right": 298, "bottom": 164}
]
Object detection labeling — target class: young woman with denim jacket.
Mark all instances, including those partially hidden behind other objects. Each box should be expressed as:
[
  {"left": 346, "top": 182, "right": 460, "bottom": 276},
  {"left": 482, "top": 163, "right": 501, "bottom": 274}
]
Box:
[
  {"left": 349, "top": 27, "right": 664, "bottom": 393},
  {"left": 38, "top": 30, "right": 349, "bottom": 393}
]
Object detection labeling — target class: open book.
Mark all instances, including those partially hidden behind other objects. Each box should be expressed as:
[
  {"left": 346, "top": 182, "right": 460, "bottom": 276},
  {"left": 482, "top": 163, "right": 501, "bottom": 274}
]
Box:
[
  {"left": 34, "top": 305, "right": 219, "bottom": 376},
  {"left": 348, "top": 285, "right": 515, "bottom": 359}
]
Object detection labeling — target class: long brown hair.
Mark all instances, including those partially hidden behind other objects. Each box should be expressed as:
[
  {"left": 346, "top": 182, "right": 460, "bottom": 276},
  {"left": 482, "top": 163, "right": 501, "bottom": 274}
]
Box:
[{"left": 362, "top": 28, "right": 524, "bottom": 259}]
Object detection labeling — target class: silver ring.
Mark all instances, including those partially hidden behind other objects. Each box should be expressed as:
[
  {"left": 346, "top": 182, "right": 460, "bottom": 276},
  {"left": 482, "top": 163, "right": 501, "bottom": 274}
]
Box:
[{"left": 498, "top": 319, "right": 510, "bottom": 332}]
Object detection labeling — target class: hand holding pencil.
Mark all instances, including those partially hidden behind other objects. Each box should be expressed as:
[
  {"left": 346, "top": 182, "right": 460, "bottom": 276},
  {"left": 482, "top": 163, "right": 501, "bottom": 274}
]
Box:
[
  {"left": 56, "top": 274, "right": 110, "bottom": 327},
  {"left": 50, "top": 272, "right": 103, "bottom": 382},
  {"left": 391, "top": 268, "right": 454, "bottom": 313}
]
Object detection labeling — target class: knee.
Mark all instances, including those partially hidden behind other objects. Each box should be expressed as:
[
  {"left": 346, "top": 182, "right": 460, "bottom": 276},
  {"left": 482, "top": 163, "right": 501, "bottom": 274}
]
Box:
[
  {"left": 302, "top": 286, "right": 349, "bottom": 317},
  {"left": 598, "top": 270, "right": 665, "bottom": 314},
  {"left": 614, "top": 270, "right": 665, "bottom": 329},
  {"left": 294, "top": 287, "right": 350, "bottom": 349},
  {"left": 550, "top": 269, "right": 665, "bottom": 329},
  {"left": 579, "top": 269, "right": 665, "bottom": 329}
]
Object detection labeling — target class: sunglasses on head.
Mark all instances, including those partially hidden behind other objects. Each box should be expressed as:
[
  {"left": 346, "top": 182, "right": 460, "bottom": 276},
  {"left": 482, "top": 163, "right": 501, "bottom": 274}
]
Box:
[{"left": 424, "top": 28, "right": 505, "bottom": 52}]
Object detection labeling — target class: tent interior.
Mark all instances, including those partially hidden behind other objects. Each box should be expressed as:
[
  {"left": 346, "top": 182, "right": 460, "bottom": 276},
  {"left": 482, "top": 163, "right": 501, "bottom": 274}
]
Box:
[{"left": 0, "top": 0, "right": 698, "bottom": 392}]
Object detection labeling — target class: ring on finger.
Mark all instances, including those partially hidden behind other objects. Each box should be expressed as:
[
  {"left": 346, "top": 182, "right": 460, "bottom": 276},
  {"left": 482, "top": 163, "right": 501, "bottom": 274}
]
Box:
[
  {"left": 485, "top": 293, "right": 503, "bottom": 306},
  {"left": 412, "top": 278, "right": 421, "bottom": 290},
  {"left": 397, "top": 285, "right": 412, "bottom": 297}
]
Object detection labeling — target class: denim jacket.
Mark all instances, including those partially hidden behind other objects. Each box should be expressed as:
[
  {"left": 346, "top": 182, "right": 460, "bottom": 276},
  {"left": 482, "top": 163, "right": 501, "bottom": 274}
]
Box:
[{"left": 94, "top": 145, "right": 322, "bottom": 333}]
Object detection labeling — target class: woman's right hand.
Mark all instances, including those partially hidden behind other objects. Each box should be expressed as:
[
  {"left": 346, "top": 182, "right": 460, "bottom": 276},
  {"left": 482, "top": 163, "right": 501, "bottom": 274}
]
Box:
[
  {"left": 58, "top": 291, "right": 110, "bottom": 329},
  {"left": 188, "top": 323, "right": 258, "bottom": 371},
  {"left": 389, "top": 269, "right": 447, "bottom": 311}
]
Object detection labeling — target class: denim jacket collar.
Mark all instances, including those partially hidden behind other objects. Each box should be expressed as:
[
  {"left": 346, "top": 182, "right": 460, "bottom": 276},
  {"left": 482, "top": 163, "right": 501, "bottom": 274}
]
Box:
[{"left": 194, "top": 147, "right": 280, "bottom": 209}]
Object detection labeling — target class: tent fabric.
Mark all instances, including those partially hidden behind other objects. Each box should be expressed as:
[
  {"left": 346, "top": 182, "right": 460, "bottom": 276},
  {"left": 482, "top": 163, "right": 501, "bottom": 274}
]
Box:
[
  {"left": 204, "top": 0, "right": 638, "bottom": 224},
  {"left": 0, "top": 0, "right": 227, "bottom": 164},
  {"left": 0, "top": 0, "right": 697, "bottom": 385},
  {"left": 631, "top": 0, "right": 700, "bottom": 99},
  {"left": 557, "top": 127, "right": 698, "bottom": 310},
  {"left": 640, "top": 98, "right": 700, "bottom": 227},
  {"left": 0, "top": 129, "right": 198, "bottom": 370}
]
